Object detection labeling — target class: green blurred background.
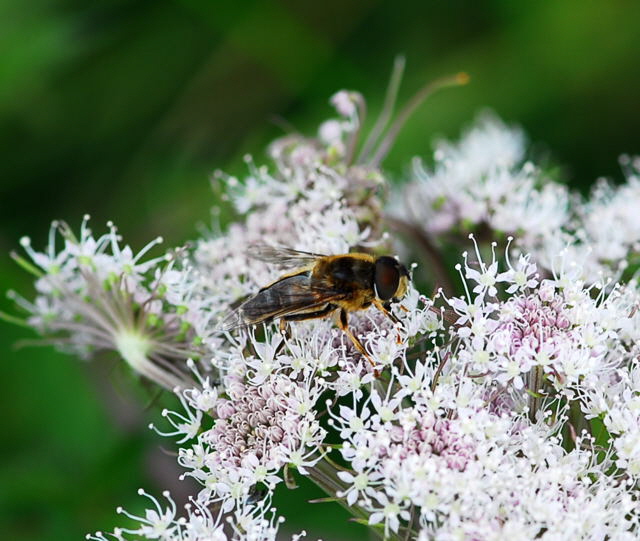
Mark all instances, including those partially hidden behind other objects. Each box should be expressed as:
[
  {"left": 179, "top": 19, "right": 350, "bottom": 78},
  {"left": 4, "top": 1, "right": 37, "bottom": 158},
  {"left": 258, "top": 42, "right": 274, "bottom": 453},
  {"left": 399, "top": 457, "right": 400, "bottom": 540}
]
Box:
[{"left": 2, "top": 1, "right": 640, "bottom": 539}]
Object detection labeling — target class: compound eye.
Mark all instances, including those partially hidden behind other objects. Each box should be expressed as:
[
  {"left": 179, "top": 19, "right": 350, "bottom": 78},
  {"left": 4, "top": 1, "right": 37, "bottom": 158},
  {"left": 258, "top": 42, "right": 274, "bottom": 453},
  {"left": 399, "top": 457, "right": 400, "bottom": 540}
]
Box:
[{"left": 374, "top": 257, "right": 400, "bottom": 301}]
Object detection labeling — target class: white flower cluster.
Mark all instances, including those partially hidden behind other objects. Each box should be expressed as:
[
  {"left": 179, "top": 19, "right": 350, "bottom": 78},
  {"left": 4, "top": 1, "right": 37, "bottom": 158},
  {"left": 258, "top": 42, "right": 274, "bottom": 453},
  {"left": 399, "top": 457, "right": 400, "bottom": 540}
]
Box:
[
  {"left": 86, "top": 489, "right": 305, "bottom": 541},
  {"left": 330, "top": 242, "right": 640, "bottom": 539},
  {"left": 399, "top": 115, "right": 640, "bottom": 284},
  {"left": 169, "top": 357, "right": 327, "bottom": 511},
  {"left": 9, "top": 79, "right": 640, "bottom": 541},
  {"left": 451, "top": 237, "right": 637, "bottom": 397},
  {"left": 138, "top": 285, "right": 441, "bottom": 534},
  {"left": 399, "top": 112, "right": 570, "bottom": 245},
  {"left": 9, "top": 216, "right": 200, "bottom": 390},
  {"left": 565, "top": 157, "right": 640, "bottom": 279}
]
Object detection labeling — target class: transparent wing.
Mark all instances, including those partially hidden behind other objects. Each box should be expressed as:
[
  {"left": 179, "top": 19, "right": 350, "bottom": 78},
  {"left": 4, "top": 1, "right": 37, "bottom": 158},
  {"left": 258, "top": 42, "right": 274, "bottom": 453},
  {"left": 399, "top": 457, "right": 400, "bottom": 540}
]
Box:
[
  {"left": 248, "top": 244, "right": 327, "bottom": 269},
  {"left": 218, "top": 272, "right": 344, "bottom": 331}
]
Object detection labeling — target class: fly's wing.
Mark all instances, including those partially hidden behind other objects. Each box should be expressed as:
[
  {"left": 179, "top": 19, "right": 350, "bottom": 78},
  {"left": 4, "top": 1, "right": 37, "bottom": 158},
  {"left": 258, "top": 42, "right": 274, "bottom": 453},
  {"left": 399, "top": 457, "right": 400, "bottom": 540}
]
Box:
[
  {"left": 248, "top": 244, "right": 326, "bottom": 270},
  {"left": 218, "top": 272, "right": 344, "bottom": 331}
]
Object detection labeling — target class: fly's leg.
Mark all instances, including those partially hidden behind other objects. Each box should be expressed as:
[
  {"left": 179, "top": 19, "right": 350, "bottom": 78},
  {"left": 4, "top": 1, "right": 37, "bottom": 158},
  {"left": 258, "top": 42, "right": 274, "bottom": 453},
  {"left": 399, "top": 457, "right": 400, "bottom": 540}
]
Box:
[
  {"left": 338, "top": 309, "right": 379, "bottom": 377},
  {"left": 374, "top": 299, "right": 402, "bottom": 325},
  {"left": 279, "top": 318, "right": 289, "bottom": 333},
  {"left": 277, "top": 305, "right": 336, "bottom": 355},
  {"left": 373, "top": 299, "right": 404, "bottom": 345},
  {"left": 272, "top": 319, "right": 290, "bottom": 357}
]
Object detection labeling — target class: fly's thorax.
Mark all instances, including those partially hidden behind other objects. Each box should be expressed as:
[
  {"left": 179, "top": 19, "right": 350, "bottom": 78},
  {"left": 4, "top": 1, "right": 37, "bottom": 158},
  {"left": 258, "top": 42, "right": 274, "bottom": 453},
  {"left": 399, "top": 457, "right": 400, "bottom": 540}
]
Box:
[{"left": 313, "top": 254, "right": 376, "bottom": 292}]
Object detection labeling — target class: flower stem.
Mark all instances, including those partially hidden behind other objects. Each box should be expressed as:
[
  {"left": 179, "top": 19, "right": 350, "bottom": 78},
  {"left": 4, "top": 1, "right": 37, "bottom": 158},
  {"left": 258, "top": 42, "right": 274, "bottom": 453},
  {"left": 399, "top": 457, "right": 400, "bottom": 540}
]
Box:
[
  {"left": 527, "top": 365, "right": 544, "bottom": 423},
  {"left": 306, "top": 455, "right": 387, "bottom": 540},
  {"left": 370, "top": 72, "right": 469, "bottom": 166},
  {"left": 0, "top": 310, "right": 29, "bottom": 328},
  {"left": 385, "top": 216, "right": 456, "bottom": 295},
  {"left": 115, "top": 330, "right": 186, "bottom": 391},
  {"left": 359, "top": 55, "right": 406, "bottom": 163}
]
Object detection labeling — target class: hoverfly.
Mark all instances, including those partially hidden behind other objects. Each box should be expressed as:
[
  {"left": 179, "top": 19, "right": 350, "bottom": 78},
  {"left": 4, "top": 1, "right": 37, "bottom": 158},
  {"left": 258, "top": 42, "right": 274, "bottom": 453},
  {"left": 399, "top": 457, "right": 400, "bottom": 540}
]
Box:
[{"left": 219, "top": 245, "right": 411, "bottom": 369}]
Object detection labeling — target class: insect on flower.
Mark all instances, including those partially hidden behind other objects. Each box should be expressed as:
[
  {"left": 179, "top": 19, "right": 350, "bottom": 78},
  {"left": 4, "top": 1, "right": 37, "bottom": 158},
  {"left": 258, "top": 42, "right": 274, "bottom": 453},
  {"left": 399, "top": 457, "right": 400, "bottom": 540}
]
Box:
[{"left": 219, "top": 245, "right": 411, "bottom": 369}]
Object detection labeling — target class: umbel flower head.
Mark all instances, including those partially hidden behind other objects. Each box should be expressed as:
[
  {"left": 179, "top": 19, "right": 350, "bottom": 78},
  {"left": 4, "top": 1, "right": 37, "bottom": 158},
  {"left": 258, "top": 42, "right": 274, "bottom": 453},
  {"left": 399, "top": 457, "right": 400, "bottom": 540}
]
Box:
[
  {"left": 7, "top": 61, "right": 640, "bottom": 540},
  {"left": 397, "top": 112, "right": 570, "bottom": 244},
  {"left": 8, "top": 216, "right": 204, "bottom": 390}
]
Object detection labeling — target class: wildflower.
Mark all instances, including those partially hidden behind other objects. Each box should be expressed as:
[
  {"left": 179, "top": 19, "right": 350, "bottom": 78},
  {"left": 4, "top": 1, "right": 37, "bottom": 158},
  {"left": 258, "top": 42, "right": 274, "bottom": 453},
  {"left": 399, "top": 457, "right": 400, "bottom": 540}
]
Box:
[
  {"left": 9, "top": 217, "right": 202, "bottom": 390},
  {"left": 168, "top": 369, "right": 326, "bottom": 509},
  {"left": 397, "top": 112, "right": 570, "bottom": 246},
  {"left": 87, "top": 490, "right": 303, "bottom": 541},
  {"left": 558, "top": 158, "right": 640, "bottom": 280}
]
